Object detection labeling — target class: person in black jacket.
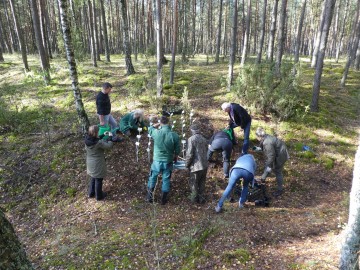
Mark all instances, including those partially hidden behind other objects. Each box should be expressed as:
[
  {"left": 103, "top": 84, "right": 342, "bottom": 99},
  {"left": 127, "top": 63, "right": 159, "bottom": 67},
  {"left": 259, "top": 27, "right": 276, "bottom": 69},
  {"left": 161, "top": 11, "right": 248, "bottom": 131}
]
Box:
[
  {"left": 221, "top": 102, "right": 251, "bottom": 154},
  {"left": 96, "top": 82, "right": 122, "bottom": 142},
  {"left": 207, "top": 129, "right": 233, "bottom": 178}
]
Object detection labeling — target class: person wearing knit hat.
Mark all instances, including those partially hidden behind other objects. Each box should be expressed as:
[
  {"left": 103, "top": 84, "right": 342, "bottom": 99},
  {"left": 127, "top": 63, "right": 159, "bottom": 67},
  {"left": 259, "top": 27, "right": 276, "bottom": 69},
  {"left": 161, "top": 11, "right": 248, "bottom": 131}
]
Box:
[
  {"left": 221, "top": 102, "right": 252, "bottom": 154},
  {"left": 207, "top": 129, "right": 234, "bottom": 178},
  {"left": 185, "top": 124, "right": 209, "bottom": 203}
]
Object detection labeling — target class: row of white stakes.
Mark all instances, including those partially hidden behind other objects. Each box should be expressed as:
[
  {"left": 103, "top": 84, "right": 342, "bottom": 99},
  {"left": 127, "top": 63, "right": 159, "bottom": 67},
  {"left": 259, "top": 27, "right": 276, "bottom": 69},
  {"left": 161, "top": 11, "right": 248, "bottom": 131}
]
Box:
[{"left": 134, "top": 109, "right": 195, "bottom": 162}]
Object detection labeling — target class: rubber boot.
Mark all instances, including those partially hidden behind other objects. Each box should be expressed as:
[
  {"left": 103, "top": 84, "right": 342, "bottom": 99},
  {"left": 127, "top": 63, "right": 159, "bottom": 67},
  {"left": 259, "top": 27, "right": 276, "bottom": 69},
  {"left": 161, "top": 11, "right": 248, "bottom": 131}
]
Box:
[
  {"left": 161, "top": 192, "right": 169, "bottom": 205},
  {"left": 95, "top": 178, "right": 106, "bottom": 200},
  {"left": 88, "top": 178, "right": 95, "bottom": 198},
  {"left": 147, "top": 188, "right": 154, "bottom": 203}
]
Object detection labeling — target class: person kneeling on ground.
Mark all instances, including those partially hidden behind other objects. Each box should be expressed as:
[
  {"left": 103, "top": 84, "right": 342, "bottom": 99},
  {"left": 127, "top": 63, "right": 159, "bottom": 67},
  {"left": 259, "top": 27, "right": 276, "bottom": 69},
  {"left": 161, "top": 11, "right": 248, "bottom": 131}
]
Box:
[
  {"left": 207, "top": 128, "right": 234, "bottom": 178},
  {"left": 85, "top": 125, "right": 114, "bottom": 201},
  {"left": 185, "top": 124, "right": 209, "bottom": 204},
  {"left": 147, "top": 116, "right": 180, "bottom": 205},
  {"left": 255, "top": 127, "right": 290, "bottom": 197},
  {"left": 215, "top": 154, "right": 256, "bottom": 213},
  {"left": 119, "top": 109, "right": 146, "bottom": 136}
]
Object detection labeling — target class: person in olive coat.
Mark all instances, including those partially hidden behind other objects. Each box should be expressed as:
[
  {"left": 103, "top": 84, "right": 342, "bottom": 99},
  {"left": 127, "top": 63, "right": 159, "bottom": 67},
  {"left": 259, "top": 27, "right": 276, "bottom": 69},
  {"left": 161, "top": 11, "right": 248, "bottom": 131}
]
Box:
[
  {"left": 255, "top": 127, "right": 289, "bottom": 197},
  {"left": 185, "top": 124, "right": 209, "bottom": 203},
  {"left": 85, "top": 125, "right": 113, "bottom": 200},
  {"left": 119, "top": 109, "right": 146, "bottom": 136}
]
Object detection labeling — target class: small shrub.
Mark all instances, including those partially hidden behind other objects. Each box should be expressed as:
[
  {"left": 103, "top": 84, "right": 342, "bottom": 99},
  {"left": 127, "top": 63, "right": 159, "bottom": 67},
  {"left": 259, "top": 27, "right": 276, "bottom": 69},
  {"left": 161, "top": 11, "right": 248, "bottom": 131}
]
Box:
[
  {"left": 65, "top": 187, "right": 77, "bottom": 197},
  {"left": 232, "top": 62, "right": 301, "bottom": 120}
]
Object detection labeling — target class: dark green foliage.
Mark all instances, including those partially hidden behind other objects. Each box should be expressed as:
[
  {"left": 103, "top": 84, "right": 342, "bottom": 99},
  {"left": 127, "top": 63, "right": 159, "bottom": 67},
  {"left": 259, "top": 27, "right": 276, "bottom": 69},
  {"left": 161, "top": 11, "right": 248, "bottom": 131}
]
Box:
[{"left": 232, "top": 62, "right": 300, "bottom": 120}]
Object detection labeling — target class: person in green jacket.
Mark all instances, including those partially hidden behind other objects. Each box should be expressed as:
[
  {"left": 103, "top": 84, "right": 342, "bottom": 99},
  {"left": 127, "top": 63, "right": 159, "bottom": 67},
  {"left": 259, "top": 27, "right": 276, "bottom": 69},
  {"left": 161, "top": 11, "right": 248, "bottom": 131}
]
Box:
[
  {"left": 119, "top": 109, "right": 146, "bottom": 136},
  {"left": 147, "top": 116, "right": 180, "bottom": 205},
  {"left": 85, "top": 125, "right": 113, "bottom": 200},
  {"left": 255, "top": 127, "right": 289, "bottom": 197}
]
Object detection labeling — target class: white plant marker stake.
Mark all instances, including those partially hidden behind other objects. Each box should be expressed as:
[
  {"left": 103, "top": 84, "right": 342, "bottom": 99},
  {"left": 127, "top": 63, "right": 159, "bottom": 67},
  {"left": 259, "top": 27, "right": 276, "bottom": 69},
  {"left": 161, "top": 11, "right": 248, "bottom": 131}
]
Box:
[
  {"left": 181, "top": 139, "right": 186, "bottom": 158},
  {"left": 190, "top": 109, "right": 194, "bottom": 125},
  {"left": 147, "top": 134, "right": 152, "bottom": 162},
  {"left": 135, "top": 128, "right": 142, "bottom": 162}
]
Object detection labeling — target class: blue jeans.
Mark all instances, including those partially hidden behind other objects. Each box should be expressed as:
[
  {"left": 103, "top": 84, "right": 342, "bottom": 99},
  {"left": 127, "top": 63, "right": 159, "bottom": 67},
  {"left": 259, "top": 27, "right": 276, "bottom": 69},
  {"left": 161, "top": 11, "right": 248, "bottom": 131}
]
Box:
[
  {"left": 230, "top": 119, "right": 251, "bottom": 154},
  {"left": 207, "top": 138, "right": 232, "bottom": 177},
  {"left": 148, "top": 161, "right": 173, "bottom": 192},
  {"left": 99, "top": 114, "right": 118, "bottom": 131},
  {"left": 217, "top": 168, "right": 254, "bottom": 207}
]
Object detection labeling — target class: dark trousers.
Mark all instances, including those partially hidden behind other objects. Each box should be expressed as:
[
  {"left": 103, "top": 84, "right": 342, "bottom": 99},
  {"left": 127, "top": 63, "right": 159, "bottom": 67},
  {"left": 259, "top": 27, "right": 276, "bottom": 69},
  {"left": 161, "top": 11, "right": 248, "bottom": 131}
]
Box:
[
  {"left": 189, "top": 169, "right": 208, "bottom": 203},
  {"left": 88, "top": 178, "right": 105, "bottom": 200}
]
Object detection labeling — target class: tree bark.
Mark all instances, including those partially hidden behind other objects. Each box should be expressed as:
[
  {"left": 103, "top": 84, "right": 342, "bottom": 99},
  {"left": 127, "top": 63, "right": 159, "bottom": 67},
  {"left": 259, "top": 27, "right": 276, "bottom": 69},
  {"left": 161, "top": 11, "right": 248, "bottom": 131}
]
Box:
[
  {"left": 9, "top": 0, "right": 29, "bottom": 70},
  {"left": 340, "top": 1, "right": 360, "bottom": 88},
  {"left": 275, "top": 0, "right": 287, "bottom": 75},
  {"left": 87, "top": 0, "right": 97, "bottom": 66},
  {"left": 311, "top": 0, "right": 326, "bottom": 68},
  {"left": 310, "top": 0, "right": 336, "bottom": 112},
  {"left": 267, "top": 0, "right": 278, "bottom": 62},
  {"left": 0, "top": 209, "right": 34, "bottom": 270},
  {"left": 256, "top": 0, "right": 267, "bottom": 64},
  {"left": 29, "top": 0, "right": 51, "bottom": 83},
  {"left": 120, "top": 0, "right": 135, "bottom": 75},
  {"left": 339, "top": 135, "right": 360, "bottom": 270},
  {"left": 227, "top": 0, "right": 237, "bottom": 91},
  {"left": 335, "top": 0, "right": 349, "bottom": 63},
  {"left": 58, "top": 0, "right": 90, "bottom": 134},
  {"left": 240, "top": 0, "right": 251, "bottom": 67},
  {"left": 181, "top": 0, "right": 188, "bottom": 62},
  {"left": 92, "top": 0, "right": 100, "bottom": 61},
  {"left": 155, "top": 0, "right": 163, "bottom": 96},
  {"left": 214, "top": 0, "right": 223, "bottom": 63},
  {"left": 3, "top": 0, "right": 17, "bottom": 52},
  {"left": 100, "top": 0, "right": 110, "bottom": 62},
  {"left": 170, "top": 0, "right": 178, "bottom": 84},
  {"left": 294, "top": 0, "right": 307, "bottom": 63}
]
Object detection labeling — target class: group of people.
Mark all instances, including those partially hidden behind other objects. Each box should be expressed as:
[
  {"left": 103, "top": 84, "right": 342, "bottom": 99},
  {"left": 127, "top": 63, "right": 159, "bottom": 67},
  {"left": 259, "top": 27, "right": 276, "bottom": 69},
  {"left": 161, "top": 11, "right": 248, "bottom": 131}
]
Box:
[{"left": 84, "top": 82, "right": 289, "bottom": 214}]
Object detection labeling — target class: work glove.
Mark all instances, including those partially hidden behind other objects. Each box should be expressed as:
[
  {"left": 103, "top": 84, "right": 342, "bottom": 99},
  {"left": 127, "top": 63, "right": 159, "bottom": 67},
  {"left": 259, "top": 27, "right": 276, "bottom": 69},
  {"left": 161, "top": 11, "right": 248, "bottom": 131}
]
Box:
[
  {"left": 104, "top": 131, "right": 113, "bottom": 137},
  {"left": 252, "top": 146, "right": 262, "bottom": 152}
]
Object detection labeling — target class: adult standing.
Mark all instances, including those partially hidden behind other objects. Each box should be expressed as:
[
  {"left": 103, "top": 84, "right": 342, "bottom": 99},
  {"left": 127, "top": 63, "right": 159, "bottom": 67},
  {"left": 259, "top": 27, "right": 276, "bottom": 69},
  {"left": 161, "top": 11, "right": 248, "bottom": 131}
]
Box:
[
  {"left": 207, "top": 129, "right": 234, "bottom": 178},
  {"left": 215, "top": 154, "right": 256, "bottom": 212},
  {"left": 85, "top": 125, "right": 113, "bottom": 200},
  {"left": 255, "top": 127, "right": 289, "bottom": 197},
  {"left": 96, "top": 82, "right": 122, "bottom": 142},
  {"left": 147, "top": 116, "right": 180, "bottom": 205},
  {"left": 185, "top": 124, "right": 209, "bottom": 203},
  {"left": 221, "top": 102, "right": 251, "bottom": 154}
]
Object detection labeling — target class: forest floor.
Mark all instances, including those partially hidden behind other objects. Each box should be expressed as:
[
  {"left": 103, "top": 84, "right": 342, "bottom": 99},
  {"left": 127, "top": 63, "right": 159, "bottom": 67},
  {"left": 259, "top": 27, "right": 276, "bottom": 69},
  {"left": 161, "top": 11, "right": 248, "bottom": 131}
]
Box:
[{"left": 0, "top": 54, "right": 359, "bottom": 270}]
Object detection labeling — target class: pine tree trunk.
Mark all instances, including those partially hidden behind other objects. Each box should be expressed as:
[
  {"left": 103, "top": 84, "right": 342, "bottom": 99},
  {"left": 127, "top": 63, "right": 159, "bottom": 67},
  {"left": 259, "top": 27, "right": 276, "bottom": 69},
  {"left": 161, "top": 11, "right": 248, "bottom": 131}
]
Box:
[
  {"left": 120, "top": 0, "right": 135, "bottom": 75},
  {"left": 354, "top": 39, "right": 360, "bottom": 70},
  {"left": 294, "top": 0, "right": 307, "bottom": 63},
  {"left": 170, "top": 0, "right": 178, "bottom": 84},
  {"left": 215, "top": 0, "right": 223, "bottom": 63},
  {"left": 29, "top": 0, "right": 51, "bottom": 83},
  {"left": 58, "top": 0, "right": 90, "bottom": 134},
  {"left": 88, "top": 0, "right": 97, "bottom": 66},
  {"left": 100, "top": 0, "right": 110, "bottom": 62},
  {"left": 340, "top": 2, "right": 360, "bottom": 88},
  {"left": 9, "top": 0, "right": 29, "bottom": 70},
  {"left": 310, "top": 0, "right": 336, "bottom": 112},
  {"left": 256, "top": 0, "right": 267, "bottom": 64},
  {"left": 155, "top": 0, "right": 163, "bottom": 96},
  {"left": 240, "top": 0, "right": 251, "bottom": 67},
  {"left": 227, "top": 0, "right": 237, "bottom": 91},
  {"left": 92, "top": 0, "right": 100, "bottom": 61},
  {"left": 0, "top": 11, "right": 12, "bottom": 53},
  {"left": 0, "top": 41, "right": 4, "bottom": 62},
  {"left": 0, "top": 209, "right": 34, "bottom": 270},
  {"left": 339, "top": 135, "right": 360, "bottom": 270},
  {"left": 311, "top": 0, "right": 326, "bottom": 68},
  {"left": 335, "top": 0, "right": 349, "bottom": 63},
  {"left": 274, "top": 0, "right": 287, "bottom": 75},
  {"left": 3, "top": 0, "right": 17, "bottom": 52},
  {"left": 182, "top": 0, "right": 188, "bottom": 63},
  {"left": 267, "top": 0, "right": 278, "bottom": 62}
]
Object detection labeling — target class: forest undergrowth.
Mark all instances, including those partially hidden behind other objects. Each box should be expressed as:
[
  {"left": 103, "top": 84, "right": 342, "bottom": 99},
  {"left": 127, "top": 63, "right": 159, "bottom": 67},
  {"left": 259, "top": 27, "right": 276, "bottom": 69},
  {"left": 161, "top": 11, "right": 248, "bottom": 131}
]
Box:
[{"left": 0, "top": 54, "right": 359, "bottom": 269}]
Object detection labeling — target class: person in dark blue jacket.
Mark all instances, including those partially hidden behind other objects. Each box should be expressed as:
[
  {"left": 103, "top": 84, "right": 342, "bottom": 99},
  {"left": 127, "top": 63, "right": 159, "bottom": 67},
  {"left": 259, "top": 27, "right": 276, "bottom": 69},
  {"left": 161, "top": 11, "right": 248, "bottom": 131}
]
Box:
[
  {"left": 215, "top": 154, "right": 256, "bottom": 212},
  {"left": 221, "top": 102, "right": 251, "bottom": 154},
  {"left": 207, "top": 129, "right": 234, "bottom": 178}
]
